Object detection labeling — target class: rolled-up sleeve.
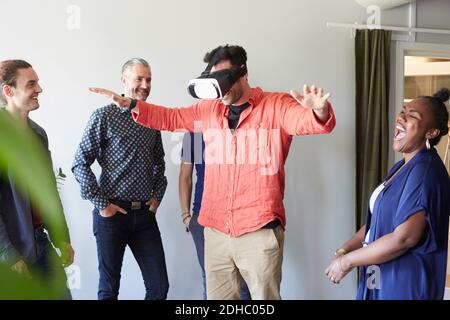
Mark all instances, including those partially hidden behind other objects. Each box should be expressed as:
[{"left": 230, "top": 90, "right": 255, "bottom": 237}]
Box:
[
  {"left": 132, "top": 101, "right": 205, "bottom": 133},
  {"left": 279, "top": 94, "right": 336, "bottom": 136}
]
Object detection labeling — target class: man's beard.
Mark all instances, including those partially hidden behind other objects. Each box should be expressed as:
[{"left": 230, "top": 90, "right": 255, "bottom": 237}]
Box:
[
  {"left": 26, "top": 96, "right": 40, "bottom": 110},
  {"left": 224, "top": 88, "right": 242, "bottom": 106},
  {"left": 132, "top": 88, "right": 149, "bottom": 101}
]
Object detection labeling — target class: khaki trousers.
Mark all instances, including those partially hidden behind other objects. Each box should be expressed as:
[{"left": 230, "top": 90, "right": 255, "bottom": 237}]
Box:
[{"left": 204, "top": 225, "right": 284, "bottom": 300}]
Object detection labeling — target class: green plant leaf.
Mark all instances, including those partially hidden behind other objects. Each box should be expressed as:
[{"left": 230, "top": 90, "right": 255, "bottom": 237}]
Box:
[{"left": 0, "top": 111, "right": 69, "bottom": 298}]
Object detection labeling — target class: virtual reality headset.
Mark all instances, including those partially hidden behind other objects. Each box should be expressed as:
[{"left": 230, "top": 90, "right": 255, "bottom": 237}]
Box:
[{"left": 187, "top": 64, "right": 247, "bottom": 100}]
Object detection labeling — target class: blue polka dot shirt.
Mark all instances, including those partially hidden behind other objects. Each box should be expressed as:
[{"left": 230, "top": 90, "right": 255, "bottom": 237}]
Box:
[{"left": 72, "top": 105, "right": 167, "bottom": 210}]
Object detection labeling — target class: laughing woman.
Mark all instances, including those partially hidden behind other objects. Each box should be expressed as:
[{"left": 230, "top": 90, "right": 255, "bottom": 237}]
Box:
[{"left": 325, "top": 88, "right": 450, "bottom": 299}]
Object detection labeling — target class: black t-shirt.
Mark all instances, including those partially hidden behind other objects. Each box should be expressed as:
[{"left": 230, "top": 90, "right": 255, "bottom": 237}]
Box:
[{"left": 227, "top": 102, "right": 250, "bottom": 131}]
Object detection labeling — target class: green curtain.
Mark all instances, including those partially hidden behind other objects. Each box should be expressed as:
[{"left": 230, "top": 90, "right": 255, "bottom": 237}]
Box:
[{"left": 355, "top": 29, "right": 391, "bottom": 230}]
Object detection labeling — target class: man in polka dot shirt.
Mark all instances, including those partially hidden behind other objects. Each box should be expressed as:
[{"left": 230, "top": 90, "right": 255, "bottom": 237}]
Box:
[{"left": 72, "top": 58, "right": 169, "bottom": 300}]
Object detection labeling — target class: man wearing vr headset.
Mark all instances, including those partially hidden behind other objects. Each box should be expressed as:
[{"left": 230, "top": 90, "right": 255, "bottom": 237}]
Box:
[{"left": 90, "top": 45, "right": 335, "bottom": 300}]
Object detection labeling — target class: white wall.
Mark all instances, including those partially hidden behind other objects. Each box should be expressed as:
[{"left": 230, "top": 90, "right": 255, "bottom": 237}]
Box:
[{"left": 1, "top": 0, "right": 448, "bottom": 300}]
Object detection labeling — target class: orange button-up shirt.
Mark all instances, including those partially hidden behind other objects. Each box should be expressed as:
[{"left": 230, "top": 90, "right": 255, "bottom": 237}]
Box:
[{"left": 133, "top": 87, "right": 335, "bottom": 237}]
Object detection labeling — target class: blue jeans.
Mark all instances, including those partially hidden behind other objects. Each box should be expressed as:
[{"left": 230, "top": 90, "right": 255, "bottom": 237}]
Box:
[
  {"left": 93, "top": 208, "right": 169, "bottom": 300},
  {"left": 31, "top": 227, "right": 72, "bottom": 300},
  {"left": 189, "top": 214, "right": 251, "bottom": 300}
]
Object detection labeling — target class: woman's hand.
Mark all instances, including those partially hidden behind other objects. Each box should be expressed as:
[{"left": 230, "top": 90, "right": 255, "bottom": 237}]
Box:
[{"left": 325, "top": 255, "right": 353, "bottom": 284}]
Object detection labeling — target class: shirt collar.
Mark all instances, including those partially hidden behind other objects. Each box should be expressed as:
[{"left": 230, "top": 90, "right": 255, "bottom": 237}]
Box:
[
  {"left": 119, "top": 106, "right": 130, "bottom": 114},
  {"left": 406, "top": 146, "right": 437, "bottom": 165},
  {"left": 221, "top": 87, "right": 264, "bottom": 118},
  {"left": 388, "top": 147, "right": 436, "bottom": 179},
  {"left": 248, "top": 87, "right": 264, "bottom": 107}
]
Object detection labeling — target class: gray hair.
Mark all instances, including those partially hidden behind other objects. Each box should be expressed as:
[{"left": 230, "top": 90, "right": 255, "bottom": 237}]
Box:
[{"left": 121, "top": 58, "right": 150, "bottom": 76}]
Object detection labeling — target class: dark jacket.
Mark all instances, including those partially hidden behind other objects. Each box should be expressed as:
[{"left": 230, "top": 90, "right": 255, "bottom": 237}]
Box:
[{"left": 0, "top": 118, "right": 70, "bottom": 266}]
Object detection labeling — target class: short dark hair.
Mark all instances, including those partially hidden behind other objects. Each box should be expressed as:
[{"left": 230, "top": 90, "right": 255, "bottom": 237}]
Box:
[
  {"left": 419, "top": 88, "right": 450, "bottom": 146},
  {"left": 203, "top": 45, "right": 247, "bottom": 69},
  {"left": 0, "top": 59, "right": 32, "bottom": 103}
]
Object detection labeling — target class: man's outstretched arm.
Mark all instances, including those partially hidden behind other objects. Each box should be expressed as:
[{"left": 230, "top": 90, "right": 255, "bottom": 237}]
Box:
[{"left": 89, "top": 87, "right": 203, "bottom": 133}]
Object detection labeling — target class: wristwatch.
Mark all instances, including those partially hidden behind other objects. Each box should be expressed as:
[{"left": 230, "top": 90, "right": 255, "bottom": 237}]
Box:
[{"left": 129, "top": 98, "right": 137, "bottom": 111}]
